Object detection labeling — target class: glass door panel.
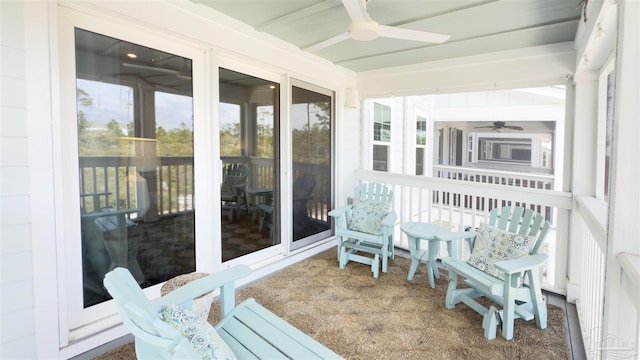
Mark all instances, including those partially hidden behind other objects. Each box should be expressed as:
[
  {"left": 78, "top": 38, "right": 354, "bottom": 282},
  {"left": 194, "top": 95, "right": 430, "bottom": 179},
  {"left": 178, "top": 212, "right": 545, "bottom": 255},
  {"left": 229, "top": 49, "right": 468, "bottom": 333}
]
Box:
[
  {"left": 290, "top": 83, "right": 333, "bottom": 249},
  {"left": 219, "top": 68, "right": 279, "bottom": 261},
  {"left": 75, "top": 29, "right": 195, "bottom": 307}
]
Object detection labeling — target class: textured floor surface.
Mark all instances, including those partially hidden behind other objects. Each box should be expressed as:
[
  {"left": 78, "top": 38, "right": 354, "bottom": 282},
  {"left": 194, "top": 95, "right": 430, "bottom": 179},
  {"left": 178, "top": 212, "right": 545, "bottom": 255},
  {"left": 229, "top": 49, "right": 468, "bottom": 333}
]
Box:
[{"left": 96, "top": 249, "right": 569, "bottom": 360}]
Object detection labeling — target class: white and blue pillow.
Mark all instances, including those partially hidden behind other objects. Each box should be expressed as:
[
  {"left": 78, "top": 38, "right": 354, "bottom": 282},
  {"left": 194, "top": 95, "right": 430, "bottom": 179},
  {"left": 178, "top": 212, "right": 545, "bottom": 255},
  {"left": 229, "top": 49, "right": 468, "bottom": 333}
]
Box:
[
  {"left": 466, "top": 223, "right": 536, "bottom": 278},
  {"left": 160, "top": 303, "right": 236, "bottom": 360},
  {"left": 347, "top": 199, "right": 390, "bottom": 235}
]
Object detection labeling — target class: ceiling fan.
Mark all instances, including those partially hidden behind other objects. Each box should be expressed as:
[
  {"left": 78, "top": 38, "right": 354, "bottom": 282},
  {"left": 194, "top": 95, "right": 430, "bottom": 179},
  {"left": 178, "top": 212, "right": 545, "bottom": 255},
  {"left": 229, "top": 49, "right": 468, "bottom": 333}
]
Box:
[
  {"left": 121, "top": 60, "right": 192, "bottom": 80},
  {"left": 474, "top": 121, "right": 524, "bottom": 131},
  {"left": 304, "top": 0, "right": 450, "bottom": 52}
]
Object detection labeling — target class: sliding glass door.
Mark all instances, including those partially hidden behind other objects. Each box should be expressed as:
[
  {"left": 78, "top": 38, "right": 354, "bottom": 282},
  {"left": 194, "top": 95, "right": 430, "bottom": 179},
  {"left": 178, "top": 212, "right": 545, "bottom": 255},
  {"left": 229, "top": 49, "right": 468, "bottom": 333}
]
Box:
[
  {"left": 219, "top": 68, "right": 279, "bottom": 261},
  {"left": 74, "top": 29, "right": 196, "bottom": 307},
  {"left": 290, "top": 81, "right": 333, "bottom": 250}
]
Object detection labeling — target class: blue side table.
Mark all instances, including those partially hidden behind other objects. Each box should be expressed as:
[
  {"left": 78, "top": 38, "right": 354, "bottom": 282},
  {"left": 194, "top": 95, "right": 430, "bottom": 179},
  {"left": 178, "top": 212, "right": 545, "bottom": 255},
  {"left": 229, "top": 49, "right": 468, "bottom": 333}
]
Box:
[{"left": 400, "top": 222, "right": 459, "bottom": 288}]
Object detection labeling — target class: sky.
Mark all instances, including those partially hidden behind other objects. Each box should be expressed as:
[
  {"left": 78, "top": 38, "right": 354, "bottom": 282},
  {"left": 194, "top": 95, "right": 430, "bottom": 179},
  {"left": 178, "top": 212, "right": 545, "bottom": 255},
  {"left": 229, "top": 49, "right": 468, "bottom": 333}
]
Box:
[
  {"left": 77, "top": 79, "right": 327, "bottom": 132},
  {"left": 77, "top": 79, "right": 192, "bottom": 131}
]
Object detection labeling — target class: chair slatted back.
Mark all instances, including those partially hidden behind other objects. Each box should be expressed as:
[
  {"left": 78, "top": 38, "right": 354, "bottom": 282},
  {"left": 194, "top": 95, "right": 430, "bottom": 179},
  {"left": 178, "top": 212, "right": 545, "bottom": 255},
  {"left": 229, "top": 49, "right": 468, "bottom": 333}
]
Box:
[
  {"left": 221, "top": 163, "right": 248, "bottom": 202},
  {"left": 486, "top": 206, "right": 551, "bottom": 255},
  {"left": 293, "top": 173, "right": 316, "bottom": 199},
  {"left": 104, "top": 268, "right": 162, "bottom": 336},
  {"left": 354, "top": 183, "right": 393, "bottom": 203},
  {"left": 104, "top": 268, "right": 199, "bottom": 359}
]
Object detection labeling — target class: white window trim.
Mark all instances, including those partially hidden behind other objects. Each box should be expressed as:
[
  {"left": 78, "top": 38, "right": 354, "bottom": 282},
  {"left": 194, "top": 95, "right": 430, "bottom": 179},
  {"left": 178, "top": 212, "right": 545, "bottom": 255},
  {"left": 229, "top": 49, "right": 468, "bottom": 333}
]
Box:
[{"left": 370, "top": 99, "right": 394, "bottom": 171}]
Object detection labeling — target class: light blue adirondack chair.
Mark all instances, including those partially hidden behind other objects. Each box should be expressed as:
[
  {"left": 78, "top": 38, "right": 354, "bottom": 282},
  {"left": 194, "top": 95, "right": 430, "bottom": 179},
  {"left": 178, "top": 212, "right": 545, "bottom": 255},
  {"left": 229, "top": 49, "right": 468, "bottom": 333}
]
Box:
[
  {"left": 104, "top": 266, "right": 342, "bottom": 359},
  {"left": 441, "top": 206, "right": 551, "bottom": 340},
  {"left": 328, "top": 183, "right": 396, "bottom": 278}
]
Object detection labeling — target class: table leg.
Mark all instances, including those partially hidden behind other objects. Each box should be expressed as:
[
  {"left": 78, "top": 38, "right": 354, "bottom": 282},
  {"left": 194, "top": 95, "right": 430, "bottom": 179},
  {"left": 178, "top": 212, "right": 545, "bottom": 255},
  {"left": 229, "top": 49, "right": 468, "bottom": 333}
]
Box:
[
  {"left": 407, "top": 235, "right": 420, "bottom": 281},
  {"left": 427, "top": 240, "right": 441, "bottom": 288}
]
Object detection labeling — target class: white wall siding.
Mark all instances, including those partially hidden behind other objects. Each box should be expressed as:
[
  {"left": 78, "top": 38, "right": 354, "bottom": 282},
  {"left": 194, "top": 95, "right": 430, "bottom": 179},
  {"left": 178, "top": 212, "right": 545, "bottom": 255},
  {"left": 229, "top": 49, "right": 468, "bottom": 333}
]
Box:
[{"left": 0, "top": 1, "right": 37, "bottom": 358}]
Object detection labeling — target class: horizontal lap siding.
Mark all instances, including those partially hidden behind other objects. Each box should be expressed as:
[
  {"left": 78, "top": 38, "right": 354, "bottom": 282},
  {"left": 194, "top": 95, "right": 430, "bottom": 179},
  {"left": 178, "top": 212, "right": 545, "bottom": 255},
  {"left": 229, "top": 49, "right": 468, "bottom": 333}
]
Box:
[{"left": 1, "top": 1, "right": 36, "bottom": 358}]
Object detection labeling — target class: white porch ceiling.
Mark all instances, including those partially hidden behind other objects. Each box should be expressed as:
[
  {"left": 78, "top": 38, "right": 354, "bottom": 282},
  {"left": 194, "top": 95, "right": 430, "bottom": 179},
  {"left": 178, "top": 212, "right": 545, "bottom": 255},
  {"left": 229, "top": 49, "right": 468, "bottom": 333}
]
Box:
[{"left": 193, "top": 0, "right": 582, "bottom": 72}]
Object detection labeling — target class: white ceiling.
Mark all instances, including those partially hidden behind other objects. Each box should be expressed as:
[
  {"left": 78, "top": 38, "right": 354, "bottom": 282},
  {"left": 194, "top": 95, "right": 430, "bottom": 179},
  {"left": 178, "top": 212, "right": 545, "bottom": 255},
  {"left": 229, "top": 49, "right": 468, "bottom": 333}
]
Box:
[{"left": 193, "top": 0, "right": 582, "bottom": 73}]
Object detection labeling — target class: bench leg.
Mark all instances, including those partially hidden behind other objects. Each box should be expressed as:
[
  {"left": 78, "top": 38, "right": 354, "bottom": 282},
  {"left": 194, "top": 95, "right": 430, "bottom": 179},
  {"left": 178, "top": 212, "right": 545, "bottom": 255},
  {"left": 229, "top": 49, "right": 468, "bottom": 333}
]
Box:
[
  {"left": 483, "top": 305, "right": 499, "bottom": 340},
  {"left": 527, "top": 269, "right": 548, "bottom": 329},
  {"left": 372, "top": 254, "right": 380, "bottom": 278},
  {"left": 339, "top": 246, "right": 349, "bottom": 269},
  {"left": 445, "top": 271, "right": 460, "bottom": 309},
  {"left": 501, "top": 274, "right": 519, "bottom": 340},
  {"left": 381, "top": 242, "right": 388, "bottom": 273}
]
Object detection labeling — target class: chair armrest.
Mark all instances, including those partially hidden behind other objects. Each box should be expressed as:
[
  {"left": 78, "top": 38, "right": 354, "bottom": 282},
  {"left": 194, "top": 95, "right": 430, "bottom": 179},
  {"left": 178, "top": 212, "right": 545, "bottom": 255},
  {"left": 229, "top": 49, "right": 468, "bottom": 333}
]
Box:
[
  {"left": 381, "top": 211, "right": 397, "bottom": 227},
  {"left": 328, "top": 205, "right": 352, "bottom": 218},
  {"left": 155, "top": 265, "right": 252, "bottom": 315},
  {"left": 494, "top": 254, "right": 548, "bottom": 274}
]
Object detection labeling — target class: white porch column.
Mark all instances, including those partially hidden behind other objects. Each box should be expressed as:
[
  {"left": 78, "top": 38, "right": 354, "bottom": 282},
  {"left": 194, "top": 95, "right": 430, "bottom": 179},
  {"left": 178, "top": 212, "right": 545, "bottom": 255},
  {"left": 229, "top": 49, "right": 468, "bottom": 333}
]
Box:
[
  {"left": 565, "top": 70, "right": 598, "bottom": 303},
  {"left": 602, "top": 0, "right": 640, "bottom": 357}
]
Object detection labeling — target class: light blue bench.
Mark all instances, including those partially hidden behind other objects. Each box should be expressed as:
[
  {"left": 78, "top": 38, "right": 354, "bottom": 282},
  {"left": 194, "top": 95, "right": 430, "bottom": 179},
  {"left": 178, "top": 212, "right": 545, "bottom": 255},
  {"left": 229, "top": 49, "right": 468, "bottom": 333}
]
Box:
[{"left": 104, "top": 265, "right": 343, "bottom": 359}]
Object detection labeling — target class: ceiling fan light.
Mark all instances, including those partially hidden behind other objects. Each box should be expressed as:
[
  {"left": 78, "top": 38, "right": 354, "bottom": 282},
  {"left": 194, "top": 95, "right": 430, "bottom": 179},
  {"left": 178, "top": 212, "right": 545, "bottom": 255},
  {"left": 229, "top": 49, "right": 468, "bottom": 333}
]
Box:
[{"left": 349, "top": 21, "right": 379, "bottom": 41}]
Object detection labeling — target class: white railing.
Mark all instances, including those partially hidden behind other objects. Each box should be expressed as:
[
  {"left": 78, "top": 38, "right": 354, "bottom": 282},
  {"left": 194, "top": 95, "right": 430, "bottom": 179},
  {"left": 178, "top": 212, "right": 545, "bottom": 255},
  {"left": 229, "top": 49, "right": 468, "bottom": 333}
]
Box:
[
  {"left": 433, "top": 164, "right": 555, "bottom": 190},
  {"left": 79, "top": 156, "right": 194, "bottom": 217},
  {"left": 574, "top": 196, "right": 640, "bottom": 359},
  {"left": 614, "top": 253, "right": 640, "bottom": 359},
  {"left": 354, "top": 169, "right": 572, "bottom": 292},
  {"left": 574, "top": 196, "right": 608, "bottom": 360},
  {"left": 221, "top": 156, "right": 331, "bottom": 223}
]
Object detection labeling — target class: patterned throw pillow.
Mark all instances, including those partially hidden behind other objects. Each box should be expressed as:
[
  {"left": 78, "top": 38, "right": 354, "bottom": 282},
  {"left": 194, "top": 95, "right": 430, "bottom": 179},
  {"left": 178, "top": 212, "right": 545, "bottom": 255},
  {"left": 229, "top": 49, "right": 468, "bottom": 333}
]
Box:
[
  {"left": 160, "top": 303, "right": 236, "bottom": 360},
  {"left": 466, "top": 223, "right": 536, "bottom": 279},
  {"left": 347, "top": 199, "right": 389, "bottom": 235}
]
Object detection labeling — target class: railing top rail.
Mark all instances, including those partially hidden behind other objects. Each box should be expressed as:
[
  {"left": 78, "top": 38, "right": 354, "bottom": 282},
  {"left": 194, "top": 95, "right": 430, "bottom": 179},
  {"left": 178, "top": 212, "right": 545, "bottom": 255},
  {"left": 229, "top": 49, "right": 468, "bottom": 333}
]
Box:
[
  {"left": 355, "top": 169, "right": 573, "bottom": 210},
  {"left": 617, "top": 253, "right": 640, "bottom": 294},
  {"left": 575, "top": 196, "right": 608, "bottom": 241},
  {"left": 433, "top": 164, "right": 555, "bottom": 180}
]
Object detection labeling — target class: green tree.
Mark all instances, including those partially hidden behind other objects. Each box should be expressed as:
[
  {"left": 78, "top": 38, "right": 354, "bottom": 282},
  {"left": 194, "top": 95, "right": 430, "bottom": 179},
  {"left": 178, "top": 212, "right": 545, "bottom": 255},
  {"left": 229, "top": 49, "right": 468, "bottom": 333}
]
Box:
[
  {"left": 107, "top": 119, "right": 124, "bottom": 138},
  {"left": 220, "top": 122, "right": 241, "bottom": 156},
  {"left": 292, "top": 101, "right": 330, "bottom": 165},
  {"left": 77, "top": 88, "right": 93, "bottom": 135}
]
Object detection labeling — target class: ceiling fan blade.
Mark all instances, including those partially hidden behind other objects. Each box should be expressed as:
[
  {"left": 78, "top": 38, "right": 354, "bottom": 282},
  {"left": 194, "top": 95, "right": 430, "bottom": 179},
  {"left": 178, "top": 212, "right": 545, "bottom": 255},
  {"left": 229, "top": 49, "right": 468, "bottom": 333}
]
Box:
[
  {"left": 341, "top": 0, "right": 369, "bottom": 23},
  {"left": 503, "top": 125, "right": 524, "bottom": 130},
  {"left": 303, "top": 32, "right": 350, "bottom": 52},
  {"left": 378, "top": 25, "right": 450, "bottom": 44}
]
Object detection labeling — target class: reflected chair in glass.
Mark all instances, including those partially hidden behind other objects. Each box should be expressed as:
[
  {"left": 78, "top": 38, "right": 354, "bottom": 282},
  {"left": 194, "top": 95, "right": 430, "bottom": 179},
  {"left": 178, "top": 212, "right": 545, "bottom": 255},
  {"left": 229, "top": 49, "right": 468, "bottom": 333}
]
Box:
[
  {"left": 292, "top": 173, "right": 317, "bottom": 240},
  {"left": 220, "top": 163, "right": 248, "bottom": 222}
]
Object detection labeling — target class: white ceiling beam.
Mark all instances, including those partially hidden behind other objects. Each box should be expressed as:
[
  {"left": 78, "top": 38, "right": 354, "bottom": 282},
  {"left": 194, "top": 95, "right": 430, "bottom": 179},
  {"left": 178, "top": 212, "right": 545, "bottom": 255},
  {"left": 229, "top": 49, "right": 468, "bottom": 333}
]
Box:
[{"left": 256, "top": 0, "right": 339, "bottom": 32}]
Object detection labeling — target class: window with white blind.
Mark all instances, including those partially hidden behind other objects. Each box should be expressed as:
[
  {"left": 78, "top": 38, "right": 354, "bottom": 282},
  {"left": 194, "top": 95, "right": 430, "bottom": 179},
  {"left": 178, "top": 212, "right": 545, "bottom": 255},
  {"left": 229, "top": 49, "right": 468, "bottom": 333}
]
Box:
[{"left": 416, "top": 115, "right": 427, "bottom": 175}]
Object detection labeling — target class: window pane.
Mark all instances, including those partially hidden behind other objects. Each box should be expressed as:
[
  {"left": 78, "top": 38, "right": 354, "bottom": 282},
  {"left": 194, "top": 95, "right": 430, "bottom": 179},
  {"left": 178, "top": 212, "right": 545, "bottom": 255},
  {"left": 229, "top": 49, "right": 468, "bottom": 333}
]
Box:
[
  {"left": 373, "top": 145, "right": 388, "bottom": 171},
  {"left": 373, "top": 102, "right": 391, "bottom": 142},
  {"left": 220, "top": 103, "right": 241, "bottom": 156},
  {"left": 478, "top": 138, "right": 533, "bottom": 164},
  {"left": 76, "top": 29, "right": 195, "bottom": 307},
  {"left": 416, "top": 115, "right": 427, "bottom": 145},
  {"left": 416, "top": 148, "right": 424, "bottom": 175},
  {"left": 219, "top": 68, "right": 279, "bottom": 261}
]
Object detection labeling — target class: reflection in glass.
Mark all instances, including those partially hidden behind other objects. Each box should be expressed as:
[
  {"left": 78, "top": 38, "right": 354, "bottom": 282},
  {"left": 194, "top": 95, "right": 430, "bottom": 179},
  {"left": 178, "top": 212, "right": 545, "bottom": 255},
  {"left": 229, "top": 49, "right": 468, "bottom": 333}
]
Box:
[
  {"left": 75, "top": 29, "right": 195, "bottom": 307},
  {"left": 291, "top": 86, "right": 332, "bottom": 245},
  {"left": 219, "top": 68, "right": 279, "bottom": 261}
]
